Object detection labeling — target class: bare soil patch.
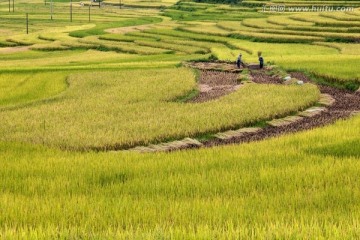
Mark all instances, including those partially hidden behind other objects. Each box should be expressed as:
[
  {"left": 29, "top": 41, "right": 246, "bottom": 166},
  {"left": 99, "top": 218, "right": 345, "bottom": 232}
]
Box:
[
  {"left": 185, "top": 61, "right": 243, "bottom": 73},
  {"left": 189, "top": 70, "right": 241, "bottom": 103},
  {"left": 250, "top": 71, "right": 284, "bottom": 84},
  {"left": 0, "top": 46, "right": 29, "bottom": 54}
]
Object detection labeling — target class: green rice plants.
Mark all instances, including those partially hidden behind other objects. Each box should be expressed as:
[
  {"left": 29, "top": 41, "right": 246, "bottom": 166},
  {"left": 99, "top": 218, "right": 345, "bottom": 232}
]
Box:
[
  {"left": 78, "top": 36, "right": 169, "bottom": 54},
  {"left": 69, "top": 17, "right": 162, "bottom": 38}
]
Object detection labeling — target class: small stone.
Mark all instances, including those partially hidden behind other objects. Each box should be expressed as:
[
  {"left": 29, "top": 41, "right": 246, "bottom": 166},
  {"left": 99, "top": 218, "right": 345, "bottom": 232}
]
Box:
[
  {"left": 319, "top": 94, "right": 335, "bottom": 106},
  {"left": 351, "top": 111, "right": 360, "bottom": 116},
  {"left": 298, "top": 107, "right": 327, "bottom": 117},
  {"left": 214, "top": 127, "right": 262, "bottom": 140}
]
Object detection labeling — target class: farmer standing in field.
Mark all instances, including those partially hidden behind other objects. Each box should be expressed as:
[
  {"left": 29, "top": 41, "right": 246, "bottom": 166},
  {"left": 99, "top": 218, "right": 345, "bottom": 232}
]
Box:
[
  {"left": 236, "top": 53, "right": 242, "bottom": 68},
  {"left": 259, "top": 55, "right": 264, "bottom": 69}
]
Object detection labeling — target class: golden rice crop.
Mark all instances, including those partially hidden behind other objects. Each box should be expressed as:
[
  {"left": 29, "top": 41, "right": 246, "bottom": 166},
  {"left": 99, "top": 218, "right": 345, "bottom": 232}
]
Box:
[
  {"left": 134, "top": 39, "right": 208, "bottom": 54},
  {"left": 0, "top": 114, "right": 359, "bottom": 238},
  {"left": 0, "top": 68, "right": 319, "bottom": 150},
  {"left": 290, "top": 14, "right": 360, "bottom": 27},
  {"left": 0, "top": 1, "right": 359, "bottom": 239}
]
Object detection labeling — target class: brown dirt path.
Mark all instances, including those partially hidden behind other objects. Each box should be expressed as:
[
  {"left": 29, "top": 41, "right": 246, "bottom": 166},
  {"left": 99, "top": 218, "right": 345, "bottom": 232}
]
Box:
[
  {"left": 129, "top": 63, "right": 359, "bottom": 153},
  {"left": 203, "top": 72, "right": 360, "bottom": 148}
]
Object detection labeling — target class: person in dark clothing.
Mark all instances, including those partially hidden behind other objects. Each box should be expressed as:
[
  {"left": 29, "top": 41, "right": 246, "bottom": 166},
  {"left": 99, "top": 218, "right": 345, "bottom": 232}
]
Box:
[
  {"left": 236, "top": 54, "right": 242, "bottom": 68},
  {"left": 259, "top": 55, "right": 264, "bottom": 69}
]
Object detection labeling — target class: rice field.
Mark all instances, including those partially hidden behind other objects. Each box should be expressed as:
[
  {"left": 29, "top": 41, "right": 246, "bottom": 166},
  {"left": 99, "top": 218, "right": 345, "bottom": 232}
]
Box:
[
  {"left": 0, "top": 0, "right": 360, "bottom": 238},
  {"left": 0, "top": 68, "right": 319, "bottom": 150},
  {"left": 0, "top": 114, "right": 359, "bottom": 239}
]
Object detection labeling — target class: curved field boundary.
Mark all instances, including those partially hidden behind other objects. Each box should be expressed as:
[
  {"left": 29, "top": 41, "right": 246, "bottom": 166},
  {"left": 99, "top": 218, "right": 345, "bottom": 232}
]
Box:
[{"left": 128, "top": 63, "right": 360, "bottom": 153}]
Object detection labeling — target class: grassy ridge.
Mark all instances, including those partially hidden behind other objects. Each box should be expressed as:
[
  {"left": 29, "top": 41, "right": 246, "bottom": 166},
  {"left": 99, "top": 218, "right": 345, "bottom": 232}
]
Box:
[
  {"left": 0, "top": 115, "right": 359, "bottom": 238},
  {"left": 69, "top": 17, "right": 162, "bottom": 38}
]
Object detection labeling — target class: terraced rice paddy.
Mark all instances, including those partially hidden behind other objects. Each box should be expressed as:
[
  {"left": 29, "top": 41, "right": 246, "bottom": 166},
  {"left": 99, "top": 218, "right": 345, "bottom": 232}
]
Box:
[
  {"left": 0, "top": 0, "right": 359, "bottom": 238},
  {"left": 0, "top": 68, "right": 320, "bottom": 150}
]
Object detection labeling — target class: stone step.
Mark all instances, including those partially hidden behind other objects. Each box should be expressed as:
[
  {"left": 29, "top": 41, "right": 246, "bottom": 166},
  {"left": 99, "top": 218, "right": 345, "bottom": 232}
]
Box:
[
  {"left": 298, "top": 107, "right": 327, "bottom": 117},
  {"left": 214, "top": 127, "right": 262, "bottom": 140},
  {"left": 267, "top": 115, "right": 303, "bottom": 127},
  {"left": 130, "top": 138, "right": 203, "bottom": 153},
  {"left": 318, "top": 94, "right": 335, "bottom": 106},
  {"left": 130, "top": 146, "right": 157, "bottom": 153},
  {"left": 351, "top": 111, "right": 360, "bottom": 116}
]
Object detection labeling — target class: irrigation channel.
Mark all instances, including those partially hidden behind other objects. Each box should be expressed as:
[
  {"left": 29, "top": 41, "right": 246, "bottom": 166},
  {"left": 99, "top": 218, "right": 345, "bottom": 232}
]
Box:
[{"left": 127, "top": 61, "right": 360, "bottom": 153}]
